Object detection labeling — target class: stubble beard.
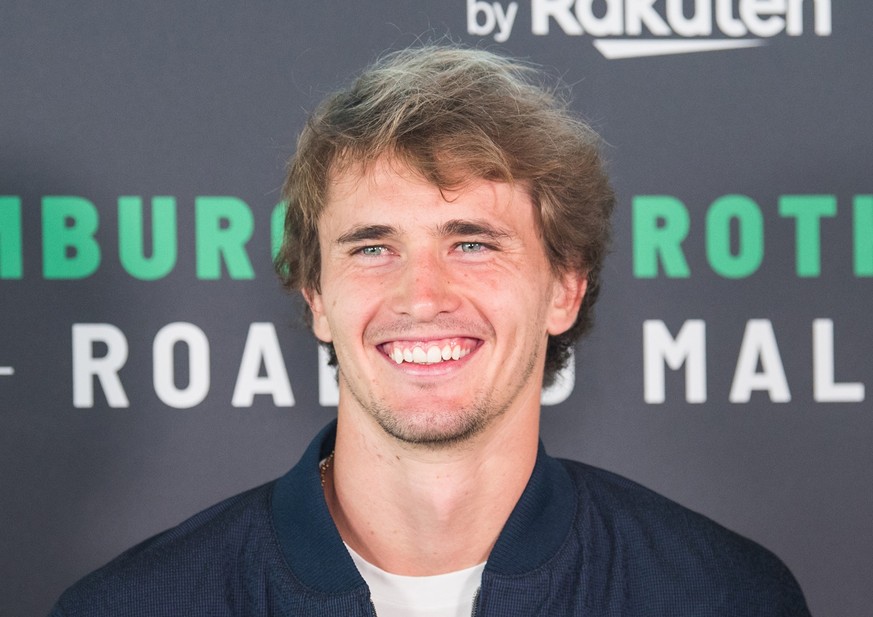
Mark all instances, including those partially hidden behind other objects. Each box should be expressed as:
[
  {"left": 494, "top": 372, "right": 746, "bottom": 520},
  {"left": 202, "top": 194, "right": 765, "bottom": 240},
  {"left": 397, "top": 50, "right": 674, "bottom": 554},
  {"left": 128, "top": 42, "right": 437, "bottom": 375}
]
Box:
[{"left": 338, "top": 353, "right": 539, "bottom": 449}]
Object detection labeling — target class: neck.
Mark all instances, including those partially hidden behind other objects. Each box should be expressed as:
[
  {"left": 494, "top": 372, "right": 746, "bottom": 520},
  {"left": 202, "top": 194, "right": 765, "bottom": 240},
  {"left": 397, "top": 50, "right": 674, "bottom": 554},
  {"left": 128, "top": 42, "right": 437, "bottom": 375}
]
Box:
[{"left": 324, "top": 399, "right": 540, "bottom": 576}]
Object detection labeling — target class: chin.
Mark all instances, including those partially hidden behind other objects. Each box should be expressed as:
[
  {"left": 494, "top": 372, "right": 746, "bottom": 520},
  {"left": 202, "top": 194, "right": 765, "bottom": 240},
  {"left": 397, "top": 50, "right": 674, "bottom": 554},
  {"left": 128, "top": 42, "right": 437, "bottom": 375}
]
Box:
[{"left": 370, "top": 402, "right": 495, "bottom": 448}]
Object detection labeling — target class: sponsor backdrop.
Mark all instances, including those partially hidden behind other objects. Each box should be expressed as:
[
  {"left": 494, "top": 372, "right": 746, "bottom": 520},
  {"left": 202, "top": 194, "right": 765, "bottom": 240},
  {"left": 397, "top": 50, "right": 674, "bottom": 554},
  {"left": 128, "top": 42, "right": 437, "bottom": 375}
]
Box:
[{"left": 1, "top": 2, "right": 870, "bottom": 615}]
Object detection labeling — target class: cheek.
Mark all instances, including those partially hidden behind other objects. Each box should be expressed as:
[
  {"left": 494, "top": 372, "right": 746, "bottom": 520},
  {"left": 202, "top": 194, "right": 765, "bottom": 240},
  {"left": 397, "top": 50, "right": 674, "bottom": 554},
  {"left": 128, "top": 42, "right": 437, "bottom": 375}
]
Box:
[
  {"left": 470, "top": 271, "right": 551, "bottom": 331},
  {"left": 516, "top": 275, "right": 562, "bottom": 333},
  {"left": 321, "top": 283, "right": 380, "bottom": 345}
]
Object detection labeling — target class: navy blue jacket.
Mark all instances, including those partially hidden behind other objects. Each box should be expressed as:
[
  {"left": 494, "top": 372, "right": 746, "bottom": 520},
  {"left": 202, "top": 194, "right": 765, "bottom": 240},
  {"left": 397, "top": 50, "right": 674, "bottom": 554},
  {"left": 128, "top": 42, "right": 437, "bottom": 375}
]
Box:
[{"left": 51, "top": 422, "right": 810, "bottom": 616}]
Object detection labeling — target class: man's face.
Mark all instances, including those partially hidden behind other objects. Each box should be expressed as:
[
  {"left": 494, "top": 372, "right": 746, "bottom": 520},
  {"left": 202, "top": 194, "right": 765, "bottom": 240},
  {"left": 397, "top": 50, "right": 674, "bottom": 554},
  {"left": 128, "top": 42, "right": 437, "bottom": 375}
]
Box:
[{"left": 306, "top": 158, "right": 584, "bottom": 446}]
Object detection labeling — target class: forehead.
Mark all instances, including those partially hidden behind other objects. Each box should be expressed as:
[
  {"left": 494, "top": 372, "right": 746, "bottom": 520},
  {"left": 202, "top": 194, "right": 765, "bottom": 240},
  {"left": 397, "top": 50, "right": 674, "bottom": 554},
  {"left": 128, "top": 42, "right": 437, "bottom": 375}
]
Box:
[{"left": 321, "top": 157, "right": 535, "bottom": 231}]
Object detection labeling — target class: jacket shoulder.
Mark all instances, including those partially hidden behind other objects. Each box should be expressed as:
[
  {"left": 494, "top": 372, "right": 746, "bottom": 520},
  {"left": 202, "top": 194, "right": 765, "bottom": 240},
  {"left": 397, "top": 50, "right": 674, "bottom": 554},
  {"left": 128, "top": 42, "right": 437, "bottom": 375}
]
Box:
[
  {"left": 52, "top": 482, "right": 289, "bottom": 616},
  {"left": 558, "top": 459, "right": 810, "bottom": 616}
]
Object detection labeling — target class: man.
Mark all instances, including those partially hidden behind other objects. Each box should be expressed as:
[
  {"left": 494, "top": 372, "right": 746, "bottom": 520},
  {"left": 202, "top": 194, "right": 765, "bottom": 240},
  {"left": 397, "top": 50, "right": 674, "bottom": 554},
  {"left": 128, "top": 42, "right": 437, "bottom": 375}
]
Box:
[{"left": 51, "top": 46, "right": 810, "bottom": 616}]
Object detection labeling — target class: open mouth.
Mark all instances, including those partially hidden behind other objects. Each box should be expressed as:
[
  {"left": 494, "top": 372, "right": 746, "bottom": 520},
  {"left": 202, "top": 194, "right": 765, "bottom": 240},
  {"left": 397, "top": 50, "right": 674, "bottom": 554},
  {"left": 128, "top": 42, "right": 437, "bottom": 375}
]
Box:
[{"left": 379, "top": 338, "right": 480, "bottom": 365}]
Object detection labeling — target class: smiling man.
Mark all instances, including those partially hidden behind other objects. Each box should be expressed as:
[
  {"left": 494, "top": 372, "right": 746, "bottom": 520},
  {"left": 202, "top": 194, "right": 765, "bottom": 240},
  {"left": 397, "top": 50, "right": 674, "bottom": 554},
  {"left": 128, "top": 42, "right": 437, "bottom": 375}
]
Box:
[{"left": 51, "top": 46, "right": 810, "bottom": 616}]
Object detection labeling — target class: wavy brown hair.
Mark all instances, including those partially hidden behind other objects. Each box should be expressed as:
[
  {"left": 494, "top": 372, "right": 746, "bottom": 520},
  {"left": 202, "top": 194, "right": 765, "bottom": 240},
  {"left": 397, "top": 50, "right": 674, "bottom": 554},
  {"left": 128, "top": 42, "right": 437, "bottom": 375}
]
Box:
[{"left": 276, "top": 46, "right": 614, "bottom": 387}]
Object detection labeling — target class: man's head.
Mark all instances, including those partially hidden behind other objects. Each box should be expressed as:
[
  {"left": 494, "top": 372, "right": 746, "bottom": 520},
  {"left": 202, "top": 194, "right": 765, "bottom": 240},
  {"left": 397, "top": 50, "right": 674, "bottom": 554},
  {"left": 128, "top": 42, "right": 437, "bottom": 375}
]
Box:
[{"left": 277, "top": 45, "right": 614, "bottom": 388}]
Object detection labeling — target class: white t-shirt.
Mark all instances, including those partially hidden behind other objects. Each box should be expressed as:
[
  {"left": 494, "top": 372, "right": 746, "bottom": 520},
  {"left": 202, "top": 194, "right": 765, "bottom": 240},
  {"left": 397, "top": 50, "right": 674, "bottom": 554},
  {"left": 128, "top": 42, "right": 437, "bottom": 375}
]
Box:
[{"left": 345, "top": 543, "right": 485, "bottom": 617}]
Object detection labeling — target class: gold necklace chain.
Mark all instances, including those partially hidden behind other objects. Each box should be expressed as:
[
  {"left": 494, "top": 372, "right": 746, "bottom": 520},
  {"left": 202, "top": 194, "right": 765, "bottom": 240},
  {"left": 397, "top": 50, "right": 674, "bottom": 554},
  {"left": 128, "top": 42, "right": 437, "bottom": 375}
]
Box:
[{"left": 319, "top": 451, "right": 335, "bottom": 487}]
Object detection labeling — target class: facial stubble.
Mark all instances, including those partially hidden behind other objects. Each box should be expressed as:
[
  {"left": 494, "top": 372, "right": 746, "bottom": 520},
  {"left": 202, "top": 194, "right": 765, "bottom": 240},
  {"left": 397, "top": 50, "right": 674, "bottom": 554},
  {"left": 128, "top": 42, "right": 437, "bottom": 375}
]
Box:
[{"left": 338, "top": 352, "right": 540, "bottom": 450}]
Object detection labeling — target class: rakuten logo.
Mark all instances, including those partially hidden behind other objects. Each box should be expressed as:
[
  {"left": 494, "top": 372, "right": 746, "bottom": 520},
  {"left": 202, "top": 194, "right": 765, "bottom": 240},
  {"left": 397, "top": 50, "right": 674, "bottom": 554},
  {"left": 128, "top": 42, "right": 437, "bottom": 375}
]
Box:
[{"left": 468, "top": 0, "right": 832, "bottom": 58}]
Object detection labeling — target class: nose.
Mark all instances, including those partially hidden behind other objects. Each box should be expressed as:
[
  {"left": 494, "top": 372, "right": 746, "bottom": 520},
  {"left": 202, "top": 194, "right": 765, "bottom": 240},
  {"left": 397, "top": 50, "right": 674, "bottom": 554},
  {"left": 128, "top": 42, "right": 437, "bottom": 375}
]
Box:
[{"left": 390, "top": 249, "right": 460, "bottom": 321}]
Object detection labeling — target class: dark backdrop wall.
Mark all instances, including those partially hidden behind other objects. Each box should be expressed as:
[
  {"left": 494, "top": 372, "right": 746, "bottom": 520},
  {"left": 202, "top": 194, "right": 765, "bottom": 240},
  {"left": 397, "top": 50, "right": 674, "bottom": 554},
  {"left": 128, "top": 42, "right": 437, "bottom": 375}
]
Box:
[{"left": 2, "top": 2, "right": 870, "bottom": 616}]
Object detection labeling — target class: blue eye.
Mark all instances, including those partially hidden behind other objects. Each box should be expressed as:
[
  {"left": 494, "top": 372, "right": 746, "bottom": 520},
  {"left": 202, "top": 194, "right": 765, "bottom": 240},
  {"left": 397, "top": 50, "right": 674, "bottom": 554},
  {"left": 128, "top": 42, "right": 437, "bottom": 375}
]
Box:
[
  {"left": 359, "top": 246, "right": 386, "bottom": 256},
  {"left": 459, "top": 242, "right": 485, "bottom": 253}
]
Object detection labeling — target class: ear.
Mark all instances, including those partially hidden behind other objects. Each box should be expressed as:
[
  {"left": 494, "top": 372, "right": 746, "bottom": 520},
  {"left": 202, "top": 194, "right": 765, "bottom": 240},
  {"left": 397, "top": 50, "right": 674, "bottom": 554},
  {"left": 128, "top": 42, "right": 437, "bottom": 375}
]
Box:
[
  {"left": 302, "top": 288, "right": 333, "bottom": 343},
  {"left": 546, "top": 270, "right": 587, "bottom": 336}
]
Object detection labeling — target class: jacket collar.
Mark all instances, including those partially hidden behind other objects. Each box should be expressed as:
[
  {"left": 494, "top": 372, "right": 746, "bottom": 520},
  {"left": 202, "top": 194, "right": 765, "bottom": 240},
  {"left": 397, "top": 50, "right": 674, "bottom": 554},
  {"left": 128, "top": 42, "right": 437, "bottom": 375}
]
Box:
[{"left": 272, "top": 420, "right": 577, "bottom": 594}]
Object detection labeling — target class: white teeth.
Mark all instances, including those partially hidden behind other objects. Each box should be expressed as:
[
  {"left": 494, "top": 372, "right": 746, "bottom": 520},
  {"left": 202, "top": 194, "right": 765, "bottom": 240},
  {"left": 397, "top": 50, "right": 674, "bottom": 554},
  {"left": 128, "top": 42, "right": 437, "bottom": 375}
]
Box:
[{"left": 386, "top": 342, "right": 473, "bottom": 365}]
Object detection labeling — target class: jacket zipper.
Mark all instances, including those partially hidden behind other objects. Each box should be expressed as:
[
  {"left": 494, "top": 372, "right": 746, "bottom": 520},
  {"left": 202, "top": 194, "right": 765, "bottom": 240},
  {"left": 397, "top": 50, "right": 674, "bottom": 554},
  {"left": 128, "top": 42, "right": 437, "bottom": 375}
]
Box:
[{"left": 471, "top": 587, "right": 481, "bottom": 616}]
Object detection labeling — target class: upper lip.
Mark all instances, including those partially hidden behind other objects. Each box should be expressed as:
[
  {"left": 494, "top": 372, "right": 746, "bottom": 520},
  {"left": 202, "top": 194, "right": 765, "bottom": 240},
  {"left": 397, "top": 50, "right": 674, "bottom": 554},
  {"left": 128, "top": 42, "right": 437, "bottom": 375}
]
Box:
[{"left": 372, "top": 334, "right": 482, "bottom": 346}]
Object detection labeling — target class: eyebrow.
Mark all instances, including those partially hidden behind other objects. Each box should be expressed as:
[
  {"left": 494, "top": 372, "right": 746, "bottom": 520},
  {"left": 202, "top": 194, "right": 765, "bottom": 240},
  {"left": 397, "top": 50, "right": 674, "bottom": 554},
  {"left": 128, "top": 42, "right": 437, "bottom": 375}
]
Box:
[
  {"left": 437, "top": 219, "right": 513, "bottom": 241},
  {"left": 334, "top": 219, "right": 514, "bottom": 246},
  {"left": 335, "top": 224, "right": 397, "bottom": 245}
]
